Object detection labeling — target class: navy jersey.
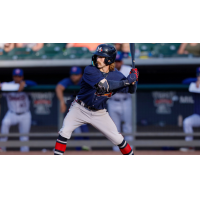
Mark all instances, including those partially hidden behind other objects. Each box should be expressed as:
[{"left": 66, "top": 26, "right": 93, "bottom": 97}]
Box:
[
  {"left": 58, "top": 78, "right": 82, "bottom": 88},
  {"left": 78, "top": 65, "right": 130, "bottom": 110}
]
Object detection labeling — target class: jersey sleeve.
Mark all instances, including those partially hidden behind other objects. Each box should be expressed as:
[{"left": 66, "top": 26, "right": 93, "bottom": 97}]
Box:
[
  {"left": 58, "top": 78, "right": 71, "bottom": 89},
  {"left": 115, "top": 85, "right": 130, "bottom": 93},
  {"left": 113, "top": 72, "right": 130, "bottom": 93},
  {"left": 83, "top": 66, "right": 104, "bottom": 88},
  {"left": 25, "top": 80, "right": 37, "bottom": 86}
]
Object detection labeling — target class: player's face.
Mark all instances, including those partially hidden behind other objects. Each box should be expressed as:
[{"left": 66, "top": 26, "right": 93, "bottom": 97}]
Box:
[
  {"left": 96, "top": 56, "right": 106, "bottom": 68},
  {"left": 115, "top": 60, "right": 123, "bottom": 70},
  {"left": 70, "top": 74, "right": 82, "bottom": 84},
  {"left": 13, "top": 76, "right": 23, "bottom": 83}
]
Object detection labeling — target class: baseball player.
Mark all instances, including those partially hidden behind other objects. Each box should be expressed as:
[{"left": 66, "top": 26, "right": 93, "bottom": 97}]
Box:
[
  {"left": 107, "top": 53, "right": 133, "bottom": 151},
  {"left": 54, "top": 44, "right": 139, "bottom": 155},
  {"left": 183, "top": 67, "right": 200, "bottom": 142},
  {"left": 0, "top": 69, "right": 36, "bottom": 152}
]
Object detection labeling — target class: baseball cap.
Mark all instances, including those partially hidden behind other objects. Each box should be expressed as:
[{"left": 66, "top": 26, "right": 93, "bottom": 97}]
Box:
[
  {"left": 13, "top": 68, "right": 24, "bottom": 76},
  {"left": 70, "top": 66, "right": 82, "bottom": 75},
  {"left": 115, "top": 52, "right": 123, "bottom": 62}
]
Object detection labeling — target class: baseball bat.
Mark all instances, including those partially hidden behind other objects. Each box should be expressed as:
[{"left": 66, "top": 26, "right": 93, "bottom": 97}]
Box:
[{"left": 129, "top": 43, "right": 135, "bottom": 69}]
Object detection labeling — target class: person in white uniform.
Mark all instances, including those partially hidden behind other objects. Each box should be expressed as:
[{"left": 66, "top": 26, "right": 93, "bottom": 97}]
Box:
[
  {"left": 0, "top": 69, "right": 32, "bottom": 152},
  {"left": 183, "top": 67, "right": 200, "bottom": 142},
  {"left": 107, "top": 53, "right": 133, "bottom": 151}
]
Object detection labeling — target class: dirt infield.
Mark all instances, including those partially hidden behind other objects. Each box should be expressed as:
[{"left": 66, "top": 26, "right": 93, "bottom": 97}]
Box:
[{"left": 0, "top": 150, "right": 200, "bottom": 155}]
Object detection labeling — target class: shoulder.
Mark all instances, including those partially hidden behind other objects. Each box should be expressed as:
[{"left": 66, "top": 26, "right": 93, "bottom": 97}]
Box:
[
  {"left": 58, "top": 78, "right": 70, "bottom": 83},
  {"left": 58, "top": 78, "right": 71, "bottom": 87},
  {"left": 84, "top": 65, "right": 98, "bottom": 72},
  {"left": 25, "top": 80, "right": 37, "bottom": 86},
  {"left": 84, "top": 65, "right": 99, "bottom": 74}
]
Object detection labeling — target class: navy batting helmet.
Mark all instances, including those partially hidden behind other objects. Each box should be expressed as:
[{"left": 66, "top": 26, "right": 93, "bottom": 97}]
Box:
[{"left": 92, "top": 44, "right": 117, "bottom": 66}]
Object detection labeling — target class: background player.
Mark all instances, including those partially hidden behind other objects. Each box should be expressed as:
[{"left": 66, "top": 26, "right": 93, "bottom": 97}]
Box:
[
  {"left": 183, "top": 67, "right": 200, "bottom": 143},
  {"left": 54, "top": 44, "right": 139, "bottom": 155},
  {"left": 56, "top": 66, "right": 89, "bottom": 133},
  {"left": 108, "top": 53, "right": 133, "bottom": 151},
  {"left": 0, "top": 69, "right": 37, "bottom": 152}
]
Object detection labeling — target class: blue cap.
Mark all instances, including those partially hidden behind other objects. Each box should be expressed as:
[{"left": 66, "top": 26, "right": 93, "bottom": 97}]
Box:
[
  {"left": 115, "top": 52, "right": 123, "bottom": 61},
  {"left": 197, "top": 67, "right": 200, "bottom": 73},
  {"left": 70, "top": 66, "right": 82, "bottom": 75},
  {"left": 13, "top": 68, "right": 24, "bottom": 76}
]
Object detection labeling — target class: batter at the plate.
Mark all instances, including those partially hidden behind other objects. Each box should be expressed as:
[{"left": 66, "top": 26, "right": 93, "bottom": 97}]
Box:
[{"left": 54, "top": 44, "right": 139, "bottom": 155}]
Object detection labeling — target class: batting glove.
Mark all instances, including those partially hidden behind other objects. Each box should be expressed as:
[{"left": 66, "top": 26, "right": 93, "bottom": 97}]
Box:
[{"left": 130, "top": 68, "right": 139, "bottom": 81}]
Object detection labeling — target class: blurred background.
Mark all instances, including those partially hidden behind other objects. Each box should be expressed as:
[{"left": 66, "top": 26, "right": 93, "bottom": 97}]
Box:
[{"left": 0, "top": 43, "right": 200, "bottom": 154}]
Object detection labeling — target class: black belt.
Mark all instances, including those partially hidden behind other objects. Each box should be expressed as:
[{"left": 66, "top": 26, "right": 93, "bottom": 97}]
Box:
[
  {"left": 10, "top": 111, "right": 27, "bottom": 115},
  {"left": 113, "top": 98, "right": 128, "bottom": 101},
  {"left": 76, "top": 99, "right": 100, "bottom": 111}
]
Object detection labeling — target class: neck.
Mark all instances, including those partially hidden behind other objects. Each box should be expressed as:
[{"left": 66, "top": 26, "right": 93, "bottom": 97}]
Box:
[{"left": 99, "top": 65, "right": 109, "bottom": 73}]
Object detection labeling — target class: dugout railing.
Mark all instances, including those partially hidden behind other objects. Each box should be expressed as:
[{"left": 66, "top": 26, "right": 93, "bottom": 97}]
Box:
[{"left": 0, "top": 84, "right": 200, "bottom": 151}]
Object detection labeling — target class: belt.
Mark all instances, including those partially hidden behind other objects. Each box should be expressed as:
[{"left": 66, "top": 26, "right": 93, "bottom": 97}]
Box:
[
  {"left": 76, "top": 99, "right": 100, "bottom": 111},
  {"left": 10, "top": 111, "right": 27, "bottom": 115},
  {"left": 112, "top": 98, "right": 128, "bottom": 101}
]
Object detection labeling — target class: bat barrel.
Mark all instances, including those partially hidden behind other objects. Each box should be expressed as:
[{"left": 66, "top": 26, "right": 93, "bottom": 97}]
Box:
[{"left": 129, "top": 43, "right": 135, "bottom": 69}]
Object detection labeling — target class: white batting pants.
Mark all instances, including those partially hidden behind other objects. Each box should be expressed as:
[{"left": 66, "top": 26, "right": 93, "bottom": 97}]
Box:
[
  {"left": 1, "top": 111, "right": 31, "bottom": 151},
  {"left": 183, "top": 114, "right": 200, "bottom": 141},
  {"left": 59, "top": 102, "right": 124, "bottom": 146},
  {"left": 108, "top": 98, "right": 133, "bottom": 141}
]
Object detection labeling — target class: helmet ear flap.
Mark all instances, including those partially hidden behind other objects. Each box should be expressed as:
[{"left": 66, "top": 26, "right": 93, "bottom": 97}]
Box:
[{"left": 104, "top": 57, "right": 112, "bottom": 65}]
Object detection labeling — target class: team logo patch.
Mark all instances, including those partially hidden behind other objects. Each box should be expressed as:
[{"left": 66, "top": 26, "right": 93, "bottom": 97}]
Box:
[
  {"left": 97, "top": 47, "right": 103, "bottom": 52},
  {"left": 95, "top": 92, "right": 113, "bottom": 98},
  {"left": 72, "top": 67, "right": 77, "bottom": 72},
  {"left": 15, "top": 69, "right": 20, "bottom": 74}
]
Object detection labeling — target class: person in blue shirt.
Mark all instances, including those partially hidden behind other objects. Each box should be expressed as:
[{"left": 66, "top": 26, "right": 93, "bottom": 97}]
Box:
[
  {"left": 56, "top": 66, "right": 82, "bottom": 113},
  {"left": 56, "top": 66, "right": 89, "bottom": 133},
  {"left": 54, "top": 44, "right": 139, "bottom": 155}
]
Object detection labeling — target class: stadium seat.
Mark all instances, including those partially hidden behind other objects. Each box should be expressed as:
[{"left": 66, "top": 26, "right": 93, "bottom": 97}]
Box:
[
  {"left": 152, "top": 43, "right": 181, "bottom": 57},
  {"left": 54, "top": 47, "right": 91, "bottom": 59},
  {"left": 7, "top": 47, "right": 33, "bottom": 56},
  {"left": 135, "top": 43, "right": 156, "bottom": 52},
  {"left": 40, "top": 46, "right": 63, "bottom": 54},
  {"left": 45, "top": 43, "right": 66, "bottom": 49},
  {"left": 0, "top": 55, "right": 11, "bottom": 60},
  {"left": 81, "top": 52, "right": 92, "bottom": 58},
  {"left": 23, "top": 47, "right": 61, "bottom": 59},
  {"left": 24, "top": 52, "right": 55, "bottom": 60}
]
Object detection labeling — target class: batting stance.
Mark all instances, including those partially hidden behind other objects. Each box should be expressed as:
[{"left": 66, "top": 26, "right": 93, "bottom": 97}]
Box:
[
  {"left": 0, "top": 69, "right": 36, "bottom": 152},
  {"left": 54, "top": 44, "right": 139, "bottom": 155}
]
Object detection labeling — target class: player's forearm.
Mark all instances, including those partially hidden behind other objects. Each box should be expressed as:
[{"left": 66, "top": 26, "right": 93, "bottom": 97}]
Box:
[
  {"left": 56, "top": 86, "right": 65, "bottom": 104},
  {"left": 18, "top": 81, "right": 25, "bottom": 92},
  {"left": 107, "top": 80, "right": 129, "bottom": 91}
]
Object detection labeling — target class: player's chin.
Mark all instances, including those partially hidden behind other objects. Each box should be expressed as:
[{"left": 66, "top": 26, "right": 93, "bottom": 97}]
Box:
[{"left": 97, "top": 65, "right": 103, "bottom": 69}]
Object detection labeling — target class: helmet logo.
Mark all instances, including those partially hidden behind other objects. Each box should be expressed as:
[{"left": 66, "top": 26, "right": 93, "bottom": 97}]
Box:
[{"left": 97, "top": 47, "right": 103, "bottom": 52}]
